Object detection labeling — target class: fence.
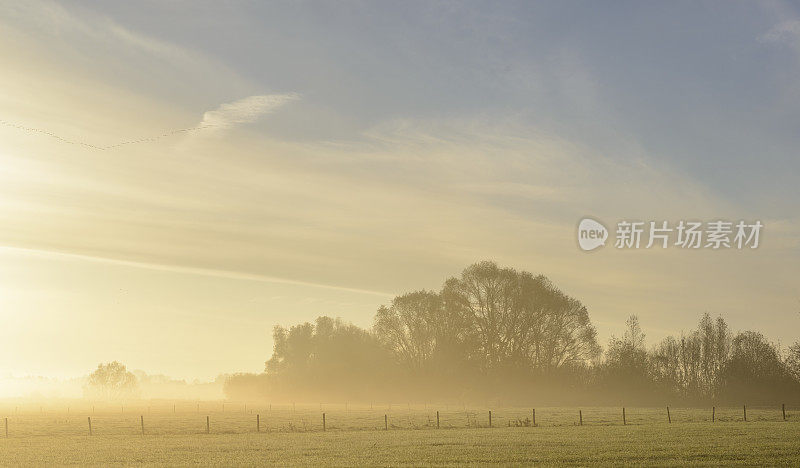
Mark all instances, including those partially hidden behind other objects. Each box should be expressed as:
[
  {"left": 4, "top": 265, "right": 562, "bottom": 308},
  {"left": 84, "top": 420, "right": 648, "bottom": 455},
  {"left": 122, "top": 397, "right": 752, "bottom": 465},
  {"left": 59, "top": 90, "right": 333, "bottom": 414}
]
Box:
[{"left": 1, "top": 403, "right": 796, "bottom": 438}]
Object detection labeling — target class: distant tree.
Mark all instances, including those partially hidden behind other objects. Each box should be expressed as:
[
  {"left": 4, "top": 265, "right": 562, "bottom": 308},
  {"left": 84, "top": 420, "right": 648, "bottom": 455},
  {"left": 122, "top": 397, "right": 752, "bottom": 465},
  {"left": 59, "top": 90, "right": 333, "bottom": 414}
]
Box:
[
  {"left": 224, "top": 373, "right": 270, "bottom": 400},
  {"left": 84, "top": 361, "right": 139, "bottom": 400},
  {"left": 717, "top": 331, "right": 799, "bottom": 404},
  {"left": 649, "top": 314, "right": 731, "bottom": 402},
  {"left": 787, "top": 342, "right": 800, "bottom": 381},
  {"left": 265, "top": 316, "right": 398, "bottom": 400},
  {"left": 624, "top": 315, "right": 646, "bottom": 349},
  {"left": 266, "top": 322, "right": 315, "bottom": 376},
  {"left": 374, "top": 290, "right": 473, "bottom": 373},
  {"left": 601, "top": 315, "right": 653, "bottom": 402},
  {"left": 374, "top": 291, "right": 441, "bottom": 370},
  {"left": 696, "top": 313, "right": 731, "bottom": 397},
  {"left": 440, "top": 261, "right": 600, "bottom": 372},
  {"left": 650, "top": 335, "right": 683, "bottom": 398}
]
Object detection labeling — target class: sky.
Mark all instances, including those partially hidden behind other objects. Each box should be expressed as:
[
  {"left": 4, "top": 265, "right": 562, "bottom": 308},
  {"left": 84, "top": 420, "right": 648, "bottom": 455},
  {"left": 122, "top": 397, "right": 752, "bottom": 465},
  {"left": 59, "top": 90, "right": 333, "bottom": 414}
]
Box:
[{"left": 1, "top": 1, "right": 799, "bottom": 384}]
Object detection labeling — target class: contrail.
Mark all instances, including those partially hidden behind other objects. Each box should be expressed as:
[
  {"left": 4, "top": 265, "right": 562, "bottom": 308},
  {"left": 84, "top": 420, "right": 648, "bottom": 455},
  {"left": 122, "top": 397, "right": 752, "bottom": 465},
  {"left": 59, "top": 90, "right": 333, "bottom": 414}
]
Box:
[{"left": 0, "top": 118, "right": 214, "bottom": 151}]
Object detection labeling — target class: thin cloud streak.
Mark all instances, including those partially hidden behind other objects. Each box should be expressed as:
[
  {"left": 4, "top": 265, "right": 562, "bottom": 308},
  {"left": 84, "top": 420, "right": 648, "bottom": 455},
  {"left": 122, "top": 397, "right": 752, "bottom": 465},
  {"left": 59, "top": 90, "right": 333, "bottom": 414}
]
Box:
[{"left": 0, "top": 244, "right": 393, "bottom": 298}]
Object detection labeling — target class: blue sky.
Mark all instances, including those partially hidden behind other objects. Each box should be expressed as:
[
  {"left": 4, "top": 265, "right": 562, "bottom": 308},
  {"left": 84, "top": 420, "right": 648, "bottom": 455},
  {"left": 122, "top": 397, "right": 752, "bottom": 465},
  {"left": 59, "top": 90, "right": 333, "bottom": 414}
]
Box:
[{"left": 65, "top": 0, "right": 800, "bottom": 202}]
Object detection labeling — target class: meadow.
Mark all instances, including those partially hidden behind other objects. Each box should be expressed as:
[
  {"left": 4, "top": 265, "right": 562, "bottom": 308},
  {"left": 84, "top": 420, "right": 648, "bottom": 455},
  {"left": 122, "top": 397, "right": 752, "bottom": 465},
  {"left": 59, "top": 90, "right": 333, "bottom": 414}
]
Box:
[{"left": 1, "top": 403, "right": 799, "bottom": 465}]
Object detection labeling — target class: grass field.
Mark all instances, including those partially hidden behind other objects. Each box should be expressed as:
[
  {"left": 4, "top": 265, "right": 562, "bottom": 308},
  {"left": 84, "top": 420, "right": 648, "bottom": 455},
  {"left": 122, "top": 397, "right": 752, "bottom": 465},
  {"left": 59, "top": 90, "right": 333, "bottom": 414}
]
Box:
[{"left": 2, "top": 404, "right": 799, "bottom": 465}]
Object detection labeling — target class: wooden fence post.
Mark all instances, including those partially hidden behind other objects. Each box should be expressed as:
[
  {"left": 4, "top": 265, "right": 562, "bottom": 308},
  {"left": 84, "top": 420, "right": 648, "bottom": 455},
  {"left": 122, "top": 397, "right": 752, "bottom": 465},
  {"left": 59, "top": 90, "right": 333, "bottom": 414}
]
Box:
[
  {"left": 322, "top": 413, "right": 326, "bottom": 432},
  {"left": 384, "top": 414, "right": 388, "bottom": 430},
  {"left": 667, "top": 406, "right": 671, "bottom": 423},
  {"left": 140, "top": 415, "right": 144, "bottom": 435},
  {"left": 712, "top": 406, "right": 715, "bottom": 422},
  {"left": 743, "top": 405, "right": 747, "bottom": 422},
  {"left": 436, "top": 411, "right": 440, "bottom": 429},
  {"left": 488, "top": 410, "right": 492, "bottom": 428},
  {"left": 532, "top": 409, "right": 536, "bottom": 427},
  {"left": 206, "top": 416, "right": 210, "bottom": 434},
  {"left": 623, "top": 407, "right": 626, "bottom": 425},
  {"left": 88, "top": 417, "right": 92, "bottom": 436},
  {"left": 257, "top": 414, "right": 260, "bottom": 432},
  {"left": 782, "top": 403, "right": 786, "bottom": 421},
  {"left": 579, "top": 410, "right": 583, "bottom": 426}
]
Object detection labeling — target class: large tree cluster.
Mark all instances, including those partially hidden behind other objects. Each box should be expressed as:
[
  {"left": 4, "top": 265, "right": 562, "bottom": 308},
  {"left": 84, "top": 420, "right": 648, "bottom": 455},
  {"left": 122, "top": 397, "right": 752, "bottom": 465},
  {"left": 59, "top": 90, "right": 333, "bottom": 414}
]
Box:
[{"left": 225, "top": 261, "right": 800, "bottom": 405}]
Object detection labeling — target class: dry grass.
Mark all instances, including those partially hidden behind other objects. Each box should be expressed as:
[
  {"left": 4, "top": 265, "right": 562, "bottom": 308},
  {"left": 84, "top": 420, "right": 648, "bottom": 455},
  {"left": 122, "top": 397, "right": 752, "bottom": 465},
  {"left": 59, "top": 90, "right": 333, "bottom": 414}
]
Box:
[{"left": 1, "top": 404, "right": 798, "bottom": 465}]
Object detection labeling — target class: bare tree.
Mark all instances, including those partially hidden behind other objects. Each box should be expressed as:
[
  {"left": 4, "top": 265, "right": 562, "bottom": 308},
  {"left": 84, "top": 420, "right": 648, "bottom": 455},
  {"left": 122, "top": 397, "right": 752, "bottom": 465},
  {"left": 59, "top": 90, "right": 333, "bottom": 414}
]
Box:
[
  {"left": 440, "top": 261, "right": 600, "bottom": 372},
  {"left": 374, "top": 291, "right": 441, "bottom": 370}
]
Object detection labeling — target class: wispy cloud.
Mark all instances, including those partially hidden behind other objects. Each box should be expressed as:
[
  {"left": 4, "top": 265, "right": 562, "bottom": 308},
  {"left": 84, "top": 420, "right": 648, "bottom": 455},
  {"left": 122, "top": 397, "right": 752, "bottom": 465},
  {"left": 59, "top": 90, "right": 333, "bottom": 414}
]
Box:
[
  {"left": 3, "top": 0, "right": 208, "bottom": 65},
  {"left": 758, "top": 20, "right": 800, "bottom": 45},
  {"left": 0, "top": 244, "right": 392, "bottom": 297},
  {"left": 200, "top": 94, "right": 300, "bottom": 130}
]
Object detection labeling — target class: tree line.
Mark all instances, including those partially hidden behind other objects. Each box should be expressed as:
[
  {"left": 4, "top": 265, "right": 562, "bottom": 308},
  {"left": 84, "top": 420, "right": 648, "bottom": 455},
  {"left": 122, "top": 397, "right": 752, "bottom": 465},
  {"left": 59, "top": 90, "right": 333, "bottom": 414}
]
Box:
[{"left": 225, "top": 261, "right": 800, "bottom": 405}]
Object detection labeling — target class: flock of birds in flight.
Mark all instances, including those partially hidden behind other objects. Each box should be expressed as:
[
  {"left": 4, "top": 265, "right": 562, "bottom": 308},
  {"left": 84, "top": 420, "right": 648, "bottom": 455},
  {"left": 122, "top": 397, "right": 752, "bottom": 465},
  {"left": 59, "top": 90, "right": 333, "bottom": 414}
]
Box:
[{"left": 0, "top": 118, "right": 213, "bottom": 151}]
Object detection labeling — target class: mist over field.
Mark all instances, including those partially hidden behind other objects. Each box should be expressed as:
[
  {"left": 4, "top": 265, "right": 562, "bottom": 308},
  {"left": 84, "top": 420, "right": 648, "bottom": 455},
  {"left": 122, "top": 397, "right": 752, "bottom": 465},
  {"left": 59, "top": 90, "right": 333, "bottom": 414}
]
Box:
[
  {"left": 0, "top": 373, "right": 224, "bottom": 401},
  {"left": 4, "top": 261, "right": 798, "bottom": 412},
  {"left": 3, "top": 1, "right": 800, "bottom": 465}
]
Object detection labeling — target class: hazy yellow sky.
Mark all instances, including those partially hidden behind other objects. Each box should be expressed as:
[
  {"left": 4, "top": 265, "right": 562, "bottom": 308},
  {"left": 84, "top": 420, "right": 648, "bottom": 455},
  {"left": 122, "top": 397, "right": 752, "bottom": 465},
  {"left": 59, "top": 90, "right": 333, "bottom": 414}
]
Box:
[{"left": 1, "top": 1, "right": 799, "bottom": 383}]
